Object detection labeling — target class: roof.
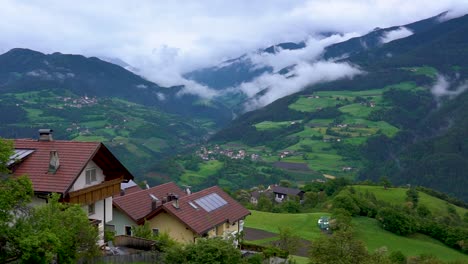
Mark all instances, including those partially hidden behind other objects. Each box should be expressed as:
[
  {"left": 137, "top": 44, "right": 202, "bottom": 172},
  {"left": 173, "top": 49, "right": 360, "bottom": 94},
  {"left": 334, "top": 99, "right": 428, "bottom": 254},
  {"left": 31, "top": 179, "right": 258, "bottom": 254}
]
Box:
[
  {"left": 151, "top": 186, "right": 250, "bottom": 235},
  {"left": 271, "top": 186, "right": 304, "bottom": 196},
  {"left": 113, "top": 182, "right": 186, "bottom": 223},
  {"left": 12, "top": 139, "right": 133, "bottom": 194},
  {"left": 251, "top": 189, "right": 272, "bottom": 199}
]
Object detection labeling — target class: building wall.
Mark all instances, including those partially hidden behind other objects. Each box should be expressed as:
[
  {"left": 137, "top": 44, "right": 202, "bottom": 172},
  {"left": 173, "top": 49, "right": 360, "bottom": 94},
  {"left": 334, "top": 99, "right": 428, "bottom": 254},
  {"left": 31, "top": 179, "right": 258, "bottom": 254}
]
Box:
[
  {"left": 107, "top": 207, "right": 137, "bottom": 236},
  {"left": 71, "top": 160, "right": 105, "bottom": 191},
  {"left": 148, "top": 212, "right": 196, "bottom": 244}
]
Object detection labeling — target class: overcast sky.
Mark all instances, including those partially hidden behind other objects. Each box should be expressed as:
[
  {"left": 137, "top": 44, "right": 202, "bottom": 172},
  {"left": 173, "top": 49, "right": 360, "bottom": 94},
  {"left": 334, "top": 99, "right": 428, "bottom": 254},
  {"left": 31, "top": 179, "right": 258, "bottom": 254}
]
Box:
[{"left": 1, "top": 0, "right": 467, "bottom": 103}]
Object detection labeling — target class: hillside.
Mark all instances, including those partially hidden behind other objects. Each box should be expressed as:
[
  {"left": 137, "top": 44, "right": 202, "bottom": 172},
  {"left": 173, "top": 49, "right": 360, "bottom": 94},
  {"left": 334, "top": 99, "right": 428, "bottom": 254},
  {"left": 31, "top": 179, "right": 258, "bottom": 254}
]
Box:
[
  {"left": 244, "top": 210, "right": 468, "bottom": 261},
  {"left": 0, "top": 49, "right": 233, "bottom": 175},
  {"left": 211, "top": 14, "right": 468, "bottom": 201}
]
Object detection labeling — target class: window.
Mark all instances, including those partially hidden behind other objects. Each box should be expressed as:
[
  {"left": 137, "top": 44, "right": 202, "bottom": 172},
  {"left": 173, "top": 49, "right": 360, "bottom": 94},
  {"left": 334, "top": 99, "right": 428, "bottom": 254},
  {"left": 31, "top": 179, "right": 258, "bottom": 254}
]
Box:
[
  {"left": 125, "top": 226, "right": 132, "bottom": 236},
  {"left": 152, "top": 228, "right": 159, "bottom": 236},
  {"left": 85, "top": 168, "right": 97, "bottom": 184},
  {"left": 88, "top": 203, "right": 95, "bottom": 215}
]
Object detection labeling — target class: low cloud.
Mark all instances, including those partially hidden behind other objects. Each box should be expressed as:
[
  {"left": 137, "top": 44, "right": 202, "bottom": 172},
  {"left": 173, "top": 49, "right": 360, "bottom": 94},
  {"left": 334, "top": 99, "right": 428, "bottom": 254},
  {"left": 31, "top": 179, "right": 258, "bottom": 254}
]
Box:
[
  {"left": 431, "top": 74, "right": 468, "bottom": 100},
  {"left": 380, "top": 27, "right": 413, "bottom": 44},
  {"left": 249, "top": 33, "right": 359, "bottom": 72},
  {"left": 240, "top": 61, "right": 362, "bottom": 111}
]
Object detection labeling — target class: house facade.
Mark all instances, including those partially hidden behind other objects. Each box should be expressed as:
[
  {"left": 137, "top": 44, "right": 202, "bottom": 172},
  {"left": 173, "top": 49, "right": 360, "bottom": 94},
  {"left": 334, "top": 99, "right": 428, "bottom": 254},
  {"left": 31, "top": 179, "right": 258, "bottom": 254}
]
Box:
[
  {"left": 114, "top": 184, "right": 250, "bottom": 244},
  {"left": 9, "top": 129, "right": 134, "bottom": 244},
  {"left": 110, "top": 182, "right": 187, "bottom": 236}
]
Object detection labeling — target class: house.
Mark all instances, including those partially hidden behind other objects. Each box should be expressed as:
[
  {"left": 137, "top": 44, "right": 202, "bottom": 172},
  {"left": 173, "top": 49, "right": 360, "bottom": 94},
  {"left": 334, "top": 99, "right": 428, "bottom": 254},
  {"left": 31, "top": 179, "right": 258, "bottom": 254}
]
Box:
[
  {"left": 250, "top": 189, "right": 273, "bottom": 205},
  {"left": 114, "top": 184, "right": 250, "bottom": 244},
  {"left": 271, "top": 186, "right": 305, "bottom": 203},
  {"left": 9, "top": 129, "right": 134, "bottom": 244},
  {"left": 110, "top": 182, "right": 187, "bottom": 236}
]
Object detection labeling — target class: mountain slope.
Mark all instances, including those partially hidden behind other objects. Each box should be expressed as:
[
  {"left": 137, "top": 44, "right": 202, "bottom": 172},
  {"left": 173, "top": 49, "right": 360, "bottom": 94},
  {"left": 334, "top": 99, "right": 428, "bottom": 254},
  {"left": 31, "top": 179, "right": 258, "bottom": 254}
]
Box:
[
  {"left": 0, "top": 49, "right": 233, "bottom": 175},
  {"left": 210, "top": 13, "right": 468, "bottom": 200},
  {"left": 0, "top": 48, "right": 232, "bottom": 125}
]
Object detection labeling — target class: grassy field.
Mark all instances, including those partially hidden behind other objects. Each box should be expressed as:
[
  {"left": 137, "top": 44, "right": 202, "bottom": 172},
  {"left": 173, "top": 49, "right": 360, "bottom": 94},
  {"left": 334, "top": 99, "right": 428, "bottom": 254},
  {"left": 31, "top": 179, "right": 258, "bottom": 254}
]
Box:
[
  {"left": 244, "top": 210, "right": 468, "bottom": 261},
  {"left": 245, "top": 211, "right": 328, "bottom": 241},
  {"left": 353, "top": 217, "right": 467, "bottom": 261},
  {"left": 254, "top": 120, "right": 296, "bottom": 131},
  {"left": 352, "top": 185, "right": 468, "bottom": 216},
  {"left": 180, "top": 160, "right": 223, "bottom": 185}
]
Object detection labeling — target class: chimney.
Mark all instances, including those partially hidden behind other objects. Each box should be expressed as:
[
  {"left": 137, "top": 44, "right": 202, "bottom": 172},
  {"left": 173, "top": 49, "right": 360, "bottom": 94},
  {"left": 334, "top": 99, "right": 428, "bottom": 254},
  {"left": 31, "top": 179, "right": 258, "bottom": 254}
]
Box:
[
  {"left": 172, "top": 195, "right": 179, "bottom": 209},
  {"left": 149, "top": 194, "right": 159, "bottom": 210},
  {"left": 39, "top": 129, "right": 53, "bottom": 141},
  {"left": 185, "top": 186, "right": 192, "bottom": 195},
  {"left": 120, "top": 189, "right": 125, "bottom": 196},
  {"left": 48, "top": 150, "right": 60, "bottom": 174},
  {"left": 143, "top": 180, "right": 150, "bottom": 189}
]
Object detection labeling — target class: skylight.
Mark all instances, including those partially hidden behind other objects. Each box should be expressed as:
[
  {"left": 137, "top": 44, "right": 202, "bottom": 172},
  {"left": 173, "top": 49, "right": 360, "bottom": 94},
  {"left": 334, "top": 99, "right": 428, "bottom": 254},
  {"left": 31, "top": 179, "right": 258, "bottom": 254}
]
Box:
[
  {"left": 7, "top": 149, "right": 35, "bottom": 166},
  {"left": 194, "top": 193, "right": 227, "bottom": 212}
]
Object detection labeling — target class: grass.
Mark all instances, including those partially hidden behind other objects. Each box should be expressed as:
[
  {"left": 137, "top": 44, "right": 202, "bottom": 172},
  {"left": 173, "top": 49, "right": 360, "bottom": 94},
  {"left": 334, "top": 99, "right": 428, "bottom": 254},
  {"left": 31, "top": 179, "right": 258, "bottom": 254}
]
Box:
[
  {"left": 289, "top": 96, "right": 341, "bottom": 112},
  {"left": 180, "top": 160, "right": 223, "bottom": 184},
  {"left": 254, "top": 121, "right": 296, "bottom": 131},
  {"left": 403, "top": 66, "right": 438, "bottom": 79},
  {"left": 339, "top": 103, "right": 374, "bottom": 118},
  {"left": 245, "top": 211, "right": 468, "bottom": 261},
  {"left": 352, "top": 185, "right": 467, "bottom": 217},
  {"left": 245, "top": 210, "right": 328, "bottom": 241},
  {"left": 353, "top": 217, "right": 467, "bottom": 261}
]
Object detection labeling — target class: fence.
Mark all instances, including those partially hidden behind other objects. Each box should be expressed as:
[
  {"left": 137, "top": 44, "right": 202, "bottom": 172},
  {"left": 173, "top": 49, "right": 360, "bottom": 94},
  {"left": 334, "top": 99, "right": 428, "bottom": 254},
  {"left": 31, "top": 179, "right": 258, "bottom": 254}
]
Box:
[{"left": 114, "top": 235, "right": 157, "bottom": 250}]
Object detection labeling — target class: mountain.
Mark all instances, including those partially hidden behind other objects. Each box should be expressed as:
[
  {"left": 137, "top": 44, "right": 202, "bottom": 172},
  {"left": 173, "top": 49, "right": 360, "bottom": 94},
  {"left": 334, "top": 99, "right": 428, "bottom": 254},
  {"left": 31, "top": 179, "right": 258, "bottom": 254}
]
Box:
[
  {"left": 210, "top": 13, "right": 468, "bottom": 201},
  {"left": 0, "top": 48, "right": 234, "bottom": 175},
  {"left": 0, "top": 48, "right": 232, "bottom": 125},
  {"left": 184, "top": 41, "right": 306, "bottom": 90},
  {"left": 322, "top": 11, "right": 446, "bottom": 59}
]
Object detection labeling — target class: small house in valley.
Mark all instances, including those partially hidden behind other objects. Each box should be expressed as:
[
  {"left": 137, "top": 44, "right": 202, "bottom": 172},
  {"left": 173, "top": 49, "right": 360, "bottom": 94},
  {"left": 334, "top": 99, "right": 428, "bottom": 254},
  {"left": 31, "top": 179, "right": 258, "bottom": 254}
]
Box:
[{"left": 271, "top": 186, "right": 305, "bottom": 203}]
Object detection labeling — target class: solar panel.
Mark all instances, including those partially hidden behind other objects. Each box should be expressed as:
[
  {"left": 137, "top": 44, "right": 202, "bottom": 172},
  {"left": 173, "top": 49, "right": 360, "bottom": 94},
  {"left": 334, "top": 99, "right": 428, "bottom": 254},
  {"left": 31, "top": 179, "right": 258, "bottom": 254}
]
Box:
[
  {"left": 194, "top": 193, "right": 227, "bottom": 212},
  {"left": 7, "top": 149, "right": 35, "bottom": 166}
]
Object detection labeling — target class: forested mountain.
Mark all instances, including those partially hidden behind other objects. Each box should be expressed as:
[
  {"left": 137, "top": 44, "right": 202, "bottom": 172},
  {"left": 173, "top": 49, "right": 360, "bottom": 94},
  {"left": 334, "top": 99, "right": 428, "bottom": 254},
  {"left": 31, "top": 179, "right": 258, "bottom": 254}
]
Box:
[
  {"left": 0, "top": 48, "right": 232, "bottom": 125},
  {"left": 211, "top": 14, "right": 468, "bottom": 201},
  {"left": 0, "top": 49, "right": 231, "bottom": 175}
]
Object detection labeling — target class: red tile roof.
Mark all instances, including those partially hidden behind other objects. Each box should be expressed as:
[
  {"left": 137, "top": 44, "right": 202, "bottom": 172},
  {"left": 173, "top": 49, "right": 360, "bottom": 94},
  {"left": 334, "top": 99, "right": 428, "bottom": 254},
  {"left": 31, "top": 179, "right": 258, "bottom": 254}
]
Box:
[
  {"left": 124, "top": 185, "right": 142, "bottom": 194},
  {"left": 153, "top": 186, "right": 251, "bottom": 235},
  {"left": 12, "top": 139, "right": 133, "bottom": 194},
  {"left": 113, "top": 182, "right": 186, "bottom": 223}
]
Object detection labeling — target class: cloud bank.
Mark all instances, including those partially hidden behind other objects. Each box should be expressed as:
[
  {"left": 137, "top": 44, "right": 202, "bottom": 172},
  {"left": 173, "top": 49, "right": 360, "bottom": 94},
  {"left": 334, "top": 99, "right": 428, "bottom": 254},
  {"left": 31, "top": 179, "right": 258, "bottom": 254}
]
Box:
[
  {"left": 431, "top": 75, "right": 468, "bottom": 99},
  {"left": 380, "top": 27, "right": 413, "bottom": 44},
  {"left": 241, "top": 61, "right": 361, "bottom": 111},
  {"left": 0, "top": 1, "right": 467, "bottom": 106}
]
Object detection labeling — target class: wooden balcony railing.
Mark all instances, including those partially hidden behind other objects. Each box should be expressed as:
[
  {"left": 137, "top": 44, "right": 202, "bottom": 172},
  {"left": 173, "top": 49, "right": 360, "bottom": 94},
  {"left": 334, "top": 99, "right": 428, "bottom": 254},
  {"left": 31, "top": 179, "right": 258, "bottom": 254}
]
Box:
[{"left": 66, "top": 177, "right": 122, "bottom": 204}]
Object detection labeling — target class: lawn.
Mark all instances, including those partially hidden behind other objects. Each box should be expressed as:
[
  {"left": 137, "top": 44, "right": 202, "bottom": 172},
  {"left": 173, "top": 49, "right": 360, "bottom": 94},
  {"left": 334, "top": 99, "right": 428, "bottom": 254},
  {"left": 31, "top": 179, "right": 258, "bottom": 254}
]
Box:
[
  {"left": 403, "top": 66, "right": 438, "bottom": 79},
  {"left": 352, "top": 185, "right": 468, "bottom": 217},
  {"left": 254, "top": 121, "right": 296, "bottom": 131},
  {"left": 180, "top": 160, "right": 223, "bottom": 184},
  {"left": 289, "top": 96, "right": 341, "bottom": 112},
  {"left": 245, "top": 211, "right": 468, "bottom": 261},
  {"left": 244, "top": 210, "right": 328, "bottom": 241},
  {"left": 339, "top": 103, "right": 374, "bottom": 118},
  {"left": 353, "top": 217, "right": 467, "bottom": 262}
]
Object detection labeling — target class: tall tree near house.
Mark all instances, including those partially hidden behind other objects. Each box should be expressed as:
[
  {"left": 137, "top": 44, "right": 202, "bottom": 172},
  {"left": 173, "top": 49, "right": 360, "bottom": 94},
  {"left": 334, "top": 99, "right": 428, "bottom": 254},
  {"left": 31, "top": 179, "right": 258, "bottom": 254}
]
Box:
[
  {"left": 164, "top": 237, "right": 242, "bottom": 264},
  {"left": 276, "top": 227, "right": 300, "bottom": 255},
  {"left": 309, "top": 230, "right": 368, "bottom": 264},
  {"left": 0, "top": 139, "right": 99, "bottom": 263},
  {"left": 0, "top": 138, "right": 13, "bottom": 174}
]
